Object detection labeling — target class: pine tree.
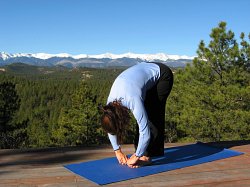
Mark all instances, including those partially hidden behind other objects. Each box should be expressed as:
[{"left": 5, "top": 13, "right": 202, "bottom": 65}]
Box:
[
  {"left": 52, "top": 82, "right": 102, "bottom": 146},
  {"left": 166, "top": 22, "right": 250, "bottom": 142},
  {"left": 0, "top": 82, "right": 24, "bottom": 148}
]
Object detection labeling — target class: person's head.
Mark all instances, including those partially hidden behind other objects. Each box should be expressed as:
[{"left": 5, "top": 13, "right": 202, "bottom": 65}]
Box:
[{"left": 99, "top": 99, "right": 131, "bottom": 144}]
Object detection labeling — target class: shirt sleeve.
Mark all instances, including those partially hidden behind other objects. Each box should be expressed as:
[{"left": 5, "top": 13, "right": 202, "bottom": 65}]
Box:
[
  {"left": 136, "top": 124, "right": 151, "bottom": 157},
  {"left": 131, "top": 97, "right": 151, "bottom": 157},
  {"left": 108, "top": 133, "right": 120, "bottom": 151}
]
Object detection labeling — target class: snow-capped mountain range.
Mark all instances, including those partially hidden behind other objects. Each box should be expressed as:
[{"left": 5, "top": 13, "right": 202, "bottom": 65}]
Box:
[{"left": 0, "top": 52, "right": 194, "bottom": 68}]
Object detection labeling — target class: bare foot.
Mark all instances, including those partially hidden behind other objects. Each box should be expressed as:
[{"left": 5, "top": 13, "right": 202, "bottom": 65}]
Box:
[{"left": 138, "top": 156, "right": 152, "bottom": 166}]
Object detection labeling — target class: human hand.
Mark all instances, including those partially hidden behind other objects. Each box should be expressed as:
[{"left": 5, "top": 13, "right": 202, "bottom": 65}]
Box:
[
  {"left": 127, "top": 154, "right": 140, "bottom": 168},
  {"left": 127, "top": 154, "right": 152, "bottom": 168},
  {"left": 115, "top": 148, "right": 128, "bottom": 165}
]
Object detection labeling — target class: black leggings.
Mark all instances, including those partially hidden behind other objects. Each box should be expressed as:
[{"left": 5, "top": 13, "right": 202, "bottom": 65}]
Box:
[{"left": 134, "top": 62, "right": 173, "bottom": 157}]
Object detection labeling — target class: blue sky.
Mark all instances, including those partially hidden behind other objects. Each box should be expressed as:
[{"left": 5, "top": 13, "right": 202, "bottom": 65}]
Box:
[{"left": 0, "top": 0, "right": 249, "bottom": 56}]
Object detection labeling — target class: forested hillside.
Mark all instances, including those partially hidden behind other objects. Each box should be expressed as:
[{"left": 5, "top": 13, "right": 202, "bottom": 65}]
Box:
[
  {"left": 0, "top": 22, "right": 249, "bottom": 149},
  {"left": 0, "top": 65, "right": 124, "bottom": 148}
]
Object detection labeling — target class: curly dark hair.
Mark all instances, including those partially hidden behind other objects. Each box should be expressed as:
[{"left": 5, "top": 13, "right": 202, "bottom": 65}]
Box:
[{"left": 99, "top": 99, "right": 131, "bottom": 145}]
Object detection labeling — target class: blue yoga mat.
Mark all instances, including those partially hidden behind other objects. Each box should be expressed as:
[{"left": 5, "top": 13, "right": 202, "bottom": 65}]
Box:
[{"left": 64, "top": 142, "right": 243, "bottom": 185}]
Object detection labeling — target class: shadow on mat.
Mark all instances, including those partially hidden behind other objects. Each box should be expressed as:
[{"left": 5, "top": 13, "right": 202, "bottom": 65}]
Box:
[{"left": 151, "top": 141, "right": 245, "bottom": 166}]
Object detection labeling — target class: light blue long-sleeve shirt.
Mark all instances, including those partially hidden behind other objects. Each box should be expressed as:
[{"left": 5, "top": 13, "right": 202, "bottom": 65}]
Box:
[{"left": 107, "top": 62, "right": 160, "bottom": 157}]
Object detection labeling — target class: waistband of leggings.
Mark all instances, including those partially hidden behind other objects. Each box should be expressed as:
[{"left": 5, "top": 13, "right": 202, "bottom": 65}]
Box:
[{"left": 150, "top": 62, "right": 172, "bottom": 77}]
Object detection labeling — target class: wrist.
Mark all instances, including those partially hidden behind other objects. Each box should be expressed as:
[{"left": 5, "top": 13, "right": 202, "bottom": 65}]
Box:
[
  {"left": 114, "top": 147, "right": 121, "bottom": 153},
  {"left": 134, "top": 154, "right": 140, "bottom": 160}
]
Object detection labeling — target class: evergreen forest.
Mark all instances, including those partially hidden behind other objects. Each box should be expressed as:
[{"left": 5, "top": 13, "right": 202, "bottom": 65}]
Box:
[{"left": 0, "top": 22, "right": 249, "bottom": 149}]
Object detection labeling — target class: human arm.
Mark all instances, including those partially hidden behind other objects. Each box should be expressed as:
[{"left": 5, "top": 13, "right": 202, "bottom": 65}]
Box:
[
  {"left": 126, "top": 126, "right": 150, "bottom": 168},
  {"left": 115, "top": 147, "right": 128, "bottom": 165},
  {"left": 126, "top": 98, "right": 151, "bottom": 168},
  {"left": 108, "top": 133, "right": 127, "bottom": 165},
  {"left": 132, "top": 98, "right": 151, "bottom": 157}
]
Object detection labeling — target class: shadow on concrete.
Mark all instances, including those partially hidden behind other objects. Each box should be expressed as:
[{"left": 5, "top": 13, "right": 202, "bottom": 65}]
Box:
[
  {"left": 0, "top": 144, "right": 111, "bottom": 157},
  {"left": 0, "top": 140, "right": 248, "bottom": 170},
  {"left": 205, "top": 140, "right": 250, "bottom": 149},
  {"left": 0, "top": 145, "right": 113, "bottom": 169},
  {"left": 0, "top": 170, "right": 14, "bottom": 175}
]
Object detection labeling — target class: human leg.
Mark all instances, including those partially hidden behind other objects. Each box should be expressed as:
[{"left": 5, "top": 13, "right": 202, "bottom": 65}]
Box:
[{"left": 145, "top": 63, "right": 173, "bottom": 157}]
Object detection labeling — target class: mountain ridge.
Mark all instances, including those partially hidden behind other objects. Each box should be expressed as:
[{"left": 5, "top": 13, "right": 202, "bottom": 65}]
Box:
[{"left": 0, "top": 52, "right": 194, "bottom": 68}]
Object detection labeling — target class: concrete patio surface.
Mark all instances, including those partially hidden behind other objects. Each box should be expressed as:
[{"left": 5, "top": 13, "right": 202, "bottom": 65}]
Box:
[{"left": 0, "top": 141, "right": 249, "bottom": 187}]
